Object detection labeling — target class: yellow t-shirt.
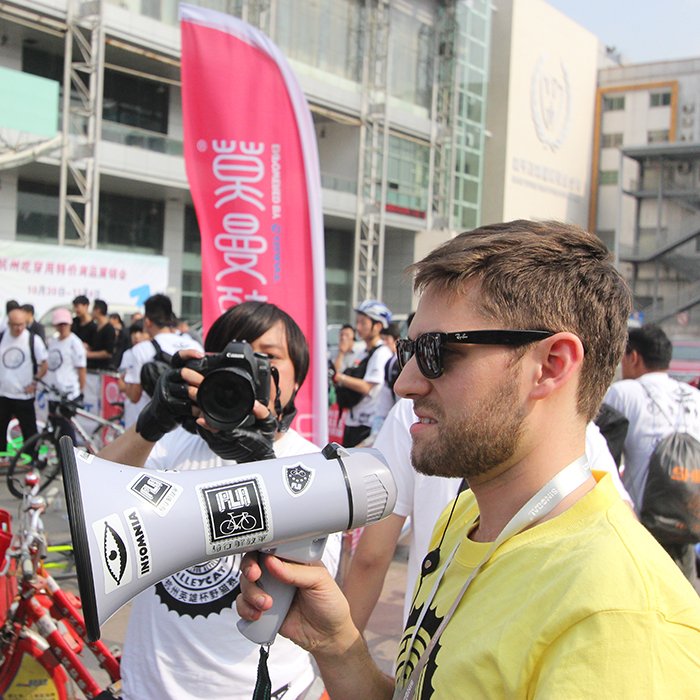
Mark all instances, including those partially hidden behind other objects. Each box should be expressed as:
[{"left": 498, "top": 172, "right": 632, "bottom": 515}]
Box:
[{"left": 395, "top": 472, "right": 700, "bottom": 699}]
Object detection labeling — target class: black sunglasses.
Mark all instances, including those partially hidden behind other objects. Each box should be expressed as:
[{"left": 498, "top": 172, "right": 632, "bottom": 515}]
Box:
[{"left": 396, "top": 330, "right": 555, "bottom": 379}]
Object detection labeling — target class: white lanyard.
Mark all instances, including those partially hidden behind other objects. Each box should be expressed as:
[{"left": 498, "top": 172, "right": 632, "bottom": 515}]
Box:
[{"left": 393, "top": 455, "right": 592, "bottom": 700}]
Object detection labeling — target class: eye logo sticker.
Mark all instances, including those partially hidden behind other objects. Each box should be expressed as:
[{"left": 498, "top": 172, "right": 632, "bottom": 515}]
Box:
[
  {"left": 284, "top": 462, "right": 314, "bottom": 497},
  {"left": 92, "top": 513, "right": 132, "bottom": 594}
]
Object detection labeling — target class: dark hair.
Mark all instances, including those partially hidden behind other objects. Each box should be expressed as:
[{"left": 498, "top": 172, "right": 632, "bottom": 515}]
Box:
[
  {"left": 380, "top": 321, "right": 401, "bottom": 340},
  {"left": 5, "top": 300, "right": 19, "bottom": 314},
  {"left": 341, "top": 324, "right": 354, "bottom": 333},
  {"left": 110, "top": 313, "right": 123, "bottom": 324},
  {"left": 626, "top": 324, "right": 672, "bottom": 371},
  {"left": 144, "top": 294, "right": 173, "bottom": 329},
  {"left": 129, "top": 319, "right": 145, "bottom": 335},
  {"left": 205, "top": 302, "right": 309, "bottom": 387},
  {"left": 72, "top": 295, "right": 89, "bottom": 306},
  {"left": 20, "top": 303, "right": 34, "bottom": 315},
  {"left": 410, "top": 220, "right": 632, "bottom": 421},
  {"left": 93, "top": 299, "right": 107, "bottom": 316}
]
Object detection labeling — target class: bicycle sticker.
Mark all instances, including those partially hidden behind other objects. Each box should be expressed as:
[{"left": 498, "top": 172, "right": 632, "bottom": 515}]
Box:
[
  {"left": 127, "top": 473, "right": 183, "bottom": 516},
  {"left": 92, "top": 513, "right": 133, "bottom": 594},
  {"left": 283, "top": 461, "right": 315, "bottom": 497},
  {"left": 197, "top": 476, "right": 272, "bottom": 555},
  {"left": 124, "top": 507, "right": 152, "bottom": 579}
]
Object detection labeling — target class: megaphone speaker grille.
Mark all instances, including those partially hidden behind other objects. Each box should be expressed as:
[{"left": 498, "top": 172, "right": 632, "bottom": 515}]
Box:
[{"left": 59, "top": 436, "right": 101, "bottom": 642}]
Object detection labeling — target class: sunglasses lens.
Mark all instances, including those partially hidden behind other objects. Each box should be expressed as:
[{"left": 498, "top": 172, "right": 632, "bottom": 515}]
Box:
[
  {"left": 396, "top": 339, "right": 414, "bottom": 371},
  {"left": 418, "top": 334, "right": 443, "bottom": 378}
]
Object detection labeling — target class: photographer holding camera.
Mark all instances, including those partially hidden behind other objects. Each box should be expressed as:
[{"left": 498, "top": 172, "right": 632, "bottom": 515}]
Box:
[{"left": 99, "top": 301, "right": 341, "bottom": 700}]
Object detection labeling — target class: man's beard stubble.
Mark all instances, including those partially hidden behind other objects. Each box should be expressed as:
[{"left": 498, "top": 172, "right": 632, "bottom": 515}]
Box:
[{"left": 410, "top": 366, "right": 526, "bottom": 481}]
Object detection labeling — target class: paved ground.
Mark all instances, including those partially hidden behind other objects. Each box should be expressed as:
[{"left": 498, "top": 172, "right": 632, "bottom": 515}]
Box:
[{"left": 0, "top": 472, "right": 409, "bottom": 692}]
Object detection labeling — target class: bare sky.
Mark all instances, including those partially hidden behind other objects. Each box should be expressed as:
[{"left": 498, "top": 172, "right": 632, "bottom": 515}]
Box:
[{"left": 545, "top": 0, "right": 700, "bottom": 64}]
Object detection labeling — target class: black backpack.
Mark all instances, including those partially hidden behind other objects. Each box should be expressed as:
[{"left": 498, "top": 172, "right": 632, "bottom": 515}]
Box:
[
  {"left": 335, "top": 346, "right": 378, "bottom": 413},
  {"left": 140, "top": 340, "right": 173, "bottom": 398},
  {"left": 639, "top": 384, "right": 700, "bottom": 545}
]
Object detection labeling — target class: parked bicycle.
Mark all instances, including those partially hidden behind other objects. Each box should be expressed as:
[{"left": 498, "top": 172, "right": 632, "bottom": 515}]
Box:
[
  {"left": 6, "top": 380, "right": 125, "bottom": 499},
  {"left": 0, "top": 475, "right": 121, "bottom": 698}
]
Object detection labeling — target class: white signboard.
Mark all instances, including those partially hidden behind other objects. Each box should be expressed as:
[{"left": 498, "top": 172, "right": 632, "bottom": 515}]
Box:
[{"left": 0, "top": 241, "right": 169, "bottom": 316}]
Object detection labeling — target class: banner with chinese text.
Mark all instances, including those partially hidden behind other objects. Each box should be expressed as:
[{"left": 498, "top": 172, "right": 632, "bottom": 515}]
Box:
[{"left": 180, "top": 5, "right": 327, "bottom": 445}]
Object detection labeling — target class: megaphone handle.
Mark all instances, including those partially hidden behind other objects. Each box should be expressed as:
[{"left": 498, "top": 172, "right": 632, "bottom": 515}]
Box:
[{"left": 236, "top": 553, "right": 297, "bottom": 645}]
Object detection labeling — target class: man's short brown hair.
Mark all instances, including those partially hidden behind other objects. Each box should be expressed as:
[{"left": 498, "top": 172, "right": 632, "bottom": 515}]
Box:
[{"left": 409, "top": 220, "right": 632, "bottom": 421}]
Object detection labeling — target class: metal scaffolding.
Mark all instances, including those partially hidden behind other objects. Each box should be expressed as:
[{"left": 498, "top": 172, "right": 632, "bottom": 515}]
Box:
[
  {"left": 352, "top": 0, "right": 391, "bottom": 307},
  {"left": 427, "top": 1, "right": 458, "bottom": 231},
  {"left": 58, "top": 0, "right": 105, "bottom": 248}
]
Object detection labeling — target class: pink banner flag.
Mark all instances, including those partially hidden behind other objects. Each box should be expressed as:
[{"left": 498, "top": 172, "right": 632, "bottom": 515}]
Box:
[{"left": 180, "top": 4, "right": 327, "bottom": 445}]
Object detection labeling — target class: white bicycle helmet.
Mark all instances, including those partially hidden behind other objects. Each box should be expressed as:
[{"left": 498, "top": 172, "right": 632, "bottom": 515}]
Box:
[{"left": 355, "top": 300, "right": 393, "bottom": 329}]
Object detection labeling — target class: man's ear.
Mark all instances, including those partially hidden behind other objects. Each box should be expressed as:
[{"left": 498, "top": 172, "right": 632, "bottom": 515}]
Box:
[{"left": 527, "top": 333, "right": 585, "bottom": 402}]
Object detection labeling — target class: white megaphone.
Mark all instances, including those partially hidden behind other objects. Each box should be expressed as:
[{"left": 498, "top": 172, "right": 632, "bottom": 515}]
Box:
[{"left": 58, "top": 437, "right": 396, "bottom": 644}]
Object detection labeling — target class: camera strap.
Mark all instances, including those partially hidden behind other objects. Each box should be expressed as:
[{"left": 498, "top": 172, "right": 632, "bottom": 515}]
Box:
[{"left": 394, "top": 455, "right": 592, "bottom": 700}]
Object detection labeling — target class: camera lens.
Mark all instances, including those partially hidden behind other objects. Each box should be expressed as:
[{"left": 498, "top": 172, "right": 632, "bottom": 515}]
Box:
[{"left": 197, "top": 368, "right": 257, "bottom": 431}]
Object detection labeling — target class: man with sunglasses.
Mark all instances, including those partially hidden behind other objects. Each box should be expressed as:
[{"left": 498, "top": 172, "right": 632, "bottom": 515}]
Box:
[{"left": 239, "top": 220, "right": 700, "bottom": 699}]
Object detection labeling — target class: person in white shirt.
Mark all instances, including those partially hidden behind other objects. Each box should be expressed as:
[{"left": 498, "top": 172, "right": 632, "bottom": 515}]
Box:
[
  {"left": 335, "top": 300, "right": 394, "bottom": 447},
  {"left": 605, "top": 324, "right": 700, "bottom": 586},
  {"left": 0, "top": 307, "right": 48, "bottom": 459},
  {"left": 99, "top": 301, "right": 340, "bottom": 700},
  {"left": 44, "top": 308, "right": 87, "bottom": 444},
  {"left": 122, "top": 294, "right": 204, "bottom": 407},
  {"left": 118, "top": 319, "right": 150, "bottom": 429}
]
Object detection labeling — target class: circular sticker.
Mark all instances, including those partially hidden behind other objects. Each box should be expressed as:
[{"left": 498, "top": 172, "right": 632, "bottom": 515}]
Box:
[
  {"left": 3, "top": 347, "right": 25, "bottom": 369},
  {"left": 155, "top": 555, "right": 241, "bottom": 618}
]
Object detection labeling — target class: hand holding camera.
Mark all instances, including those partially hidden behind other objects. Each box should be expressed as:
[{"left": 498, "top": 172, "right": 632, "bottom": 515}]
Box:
[{"left": 135, "top": 342, "right": 279, "bottom": 462}]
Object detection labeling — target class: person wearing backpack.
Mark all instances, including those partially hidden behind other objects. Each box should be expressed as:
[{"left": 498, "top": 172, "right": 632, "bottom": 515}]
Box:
[
  {"left": 605, "top": 324, "right": 700, "bottom": 589},
  {"left": 122, "top": 294, "right": 204, "bottom": 408},
  {"left": 0, "top": 307, "right": 48, "bottom": 462},
  {"left": 333, "top": 300, "right": 393, "bottom": 447}
]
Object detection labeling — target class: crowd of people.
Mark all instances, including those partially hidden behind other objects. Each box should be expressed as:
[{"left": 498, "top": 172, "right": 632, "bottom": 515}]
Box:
[{"left": 4, "top": 219, "right": 700, "bottom": 698}]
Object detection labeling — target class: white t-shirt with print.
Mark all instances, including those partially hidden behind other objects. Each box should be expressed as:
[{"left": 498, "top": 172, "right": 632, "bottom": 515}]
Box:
[
  {"left": 123, "top": 332, "right": 204, "bottom": 385},
  {"left": 45, "top": 333, "right": 87, "bottom": 401},
  {"left": 343, "top": 342, "right": 394, "bottom": 428},
  {"left": 0, "top": 330, "right": 48, "bottom": 399},
  {"left": 120, "top": 428, "right": 343, "bottom": 700}
]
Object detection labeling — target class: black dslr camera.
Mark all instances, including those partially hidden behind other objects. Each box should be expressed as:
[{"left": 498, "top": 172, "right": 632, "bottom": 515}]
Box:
[{"left": 185, "top": 341, "right": 271, "bottom": 431}]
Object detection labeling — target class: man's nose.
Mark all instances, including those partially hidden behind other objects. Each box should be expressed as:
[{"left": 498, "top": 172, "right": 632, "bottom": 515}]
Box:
[{"left": 394, "top": 355, "right": 430, "bottom": 399}]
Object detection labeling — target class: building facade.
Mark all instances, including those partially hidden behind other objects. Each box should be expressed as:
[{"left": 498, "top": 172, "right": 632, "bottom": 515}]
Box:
[
  {"left": 0, "top": 0, "right": 494, "bottom": 325},
  {"left": 593, "top": 57, "right": 700, "bottom": 336}
]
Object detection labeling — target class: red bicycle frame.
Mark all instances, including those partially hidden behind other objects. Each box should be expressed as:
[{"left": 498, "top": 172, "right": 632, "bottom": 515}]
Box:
[{"left": 0, "top": 494, "right": 121, "bottom": 699}]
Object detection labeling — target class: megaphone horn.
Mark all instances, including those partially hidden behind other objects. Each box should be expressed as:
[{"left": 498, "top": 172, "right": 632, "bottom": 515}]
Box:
[{"left": 59, "top": 437, "right": 396, "bottom": 643}]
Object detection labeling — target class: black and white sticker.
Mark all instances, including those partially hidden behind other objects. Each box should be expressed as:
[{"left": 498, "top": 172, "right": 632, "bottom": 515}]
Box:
[
  {"left": 283, "top": 461, "right": 315, "bottom": 497},
  {"left": 197, "top": 475, "right": 271, "bottom": 555},
  {"left": 92, "top": 513, "right": 132, "bottom": 594},
  {"left": 127, "top": 473, "right": 182, "bottom": 516},
  {"left": 124, "top": 507, "right": 152, "bottom": 579},
  {"left": 78, "top": 450, "right": 94, "bottom": 464}
]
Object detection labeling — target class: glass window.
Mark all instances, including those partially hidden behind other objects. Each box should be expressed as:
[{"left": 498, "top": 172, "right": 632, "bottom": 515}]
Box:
[
  {"left": 468, "top": 42, "right": 485, "bottom": 68},
  {"left": 650, "top": 92, "right": 672, "bottom": 107},
  {"left": 389, "top": 7, "right": 434, "bottom": 108},
  {"left": 599, "top": 170, "right": 619, "bottom": 186},
  {"left": 601, "top": 132, "right": 623, "bottom": 148},
  {"left": 98, "top": 193, "right": 164, "bottom": 254},
  {"left": 16, "top": 180, "right": 80, "bottom": 243},
  {"left": 275, "top": 0, "right": 362, "bottom": 83},
  {"left": 603, "top": 95, "right": 625, "bottom": 111},
  {"left": 385, "top": 134, "right": 429, "bottom": 213},
  {"left": 325, "top": 228, "right": 354, "bottom": 324},
  {"left": 22, "top": 46, "right": 63, "bottom": 83},
  {"left": 103, "top": 69, "right": 169, "bottom": 134},
  {"left": 184, "top": 205, "right": 201, "bottom": 254},
  {"left": 648, "top": 129, "right": 670, "bottom": 143},
  {"left": 181, "top": 269, "right": 202, "bottom": 323}
]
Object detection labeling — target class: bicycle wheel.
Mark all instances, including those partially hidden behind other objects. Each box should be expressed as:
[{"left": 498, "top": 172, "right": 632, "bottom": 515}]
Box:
[{"left": 6, "top": 432, "right": 61, "bottom": 499}]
